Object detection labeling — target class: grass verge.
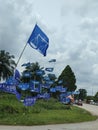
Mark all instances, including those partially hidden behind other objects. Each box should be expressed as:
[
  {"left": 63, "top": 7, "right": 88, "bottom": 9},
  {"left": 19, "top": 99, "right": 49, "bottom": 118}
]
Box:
[{"left": 0, "top": 93, "right": 97, "bottom": 125}]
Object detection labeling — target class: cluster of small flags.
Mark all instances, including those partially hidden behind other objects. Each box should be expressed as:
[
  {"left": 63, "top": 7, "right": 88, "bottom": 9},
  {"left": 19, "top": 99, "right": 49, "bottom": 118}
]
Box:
[{"left": 0, "top": 24, "right": 79, "bottom": 107}]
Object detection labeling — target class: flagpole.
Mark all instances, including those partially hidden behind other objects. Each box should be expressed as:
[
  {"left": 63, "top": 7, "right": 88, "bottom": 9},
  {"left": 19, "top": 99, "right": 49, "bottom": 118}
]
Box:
[
  {"left": 13, "top": 43, "right": 28, "bottom": 82},
  {"left": 16, "top": 43, "right": 28, "bottom": 67}
]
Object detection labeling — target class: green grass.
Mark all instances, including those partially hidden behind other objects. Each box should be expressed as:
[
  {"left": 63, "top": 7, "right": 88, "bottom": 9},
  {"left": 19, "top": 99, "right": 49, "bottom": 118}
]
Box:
[{"left": 0, "top": 92, "right": 97, "bottom": 125}]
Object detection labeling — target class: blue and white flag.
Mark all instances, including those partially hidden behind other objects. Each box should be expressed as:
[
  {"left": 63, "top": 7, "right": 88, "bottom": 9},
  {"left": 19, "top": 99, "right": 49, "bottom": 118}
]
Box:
[
  {"left": 18, "top": 83, "right": 29, "bottom": 91},
  {"left": 36, "top": 70, "right": 45, "bottom": 75},
  {"left": 45, "top": 67, "right": 54, "bottom": 72},
  {"left": 23, "top": 97, "right": 36, "bottom": 106},
  {"left": 14, "top": 69, "right": 21, "bottom": 81},
  {"left": 21, "top": 62, "right": 30, "bottom": 67},
  {"left": 27, "top": 24, "right": 49, "bottom": 56}
]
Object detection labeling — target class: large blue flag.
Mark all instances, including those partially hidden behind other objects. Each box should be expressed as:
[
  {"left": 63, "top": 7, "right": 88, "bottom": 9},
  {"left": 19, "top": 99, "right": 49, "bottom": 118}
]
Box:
[{"left": 27, "top": 24, "right": 49, "bottom": 56}]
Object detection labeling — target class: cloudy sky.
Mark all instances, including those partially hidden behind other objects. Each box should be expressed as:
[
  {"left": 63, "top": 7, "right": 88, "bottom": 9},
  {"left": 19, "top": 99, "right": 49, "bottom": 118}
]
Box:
[{"left": 0, "top": 0, "right": 98, "bottom": 95}]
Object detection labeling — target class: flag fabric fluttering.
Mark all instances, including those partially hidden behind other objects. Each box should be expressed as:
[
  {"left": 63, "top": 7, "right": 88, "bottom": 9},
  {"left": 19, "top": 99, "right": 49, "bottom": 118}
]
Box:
[
  {"left": 48, "top": 59, "right": 56, "bottom": 63},
  {"left": 27, "top": 24, "right": 49, "bottom": 56},
  {"left": 36, "top": 70, "right": 45, "bottom": 75},
  {"left": 23, "top": 97, "right": 36, "bottom": 106},
  {"left": 21, "top": 62, "right": 30, "bottom": 67},
  {"left": 14, "top": 69, "right": 21, "bottom": 81},
  {"left": 45, "top": 67, "right": 54, "bottom": 72}
]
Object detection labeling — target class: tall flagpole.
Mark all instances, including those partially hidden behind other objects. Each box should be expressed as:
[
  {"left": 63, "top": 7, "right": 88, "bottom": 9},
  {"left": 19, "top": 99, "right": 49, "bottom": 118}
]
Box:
[{"left": 16, "top": 43, "right": 28, "bottom": 67}]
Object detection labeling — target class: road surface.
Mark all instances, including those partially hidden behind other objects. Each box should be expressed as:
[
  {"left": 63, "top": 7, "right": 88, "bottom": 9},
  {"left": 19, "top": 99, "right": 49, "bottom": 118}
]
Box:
[
  {"left": 77, "top": 103, "right": 98, "bottom": 116},
  {"left": 0, "top": 103, "right": 98, "bottom": 130}
]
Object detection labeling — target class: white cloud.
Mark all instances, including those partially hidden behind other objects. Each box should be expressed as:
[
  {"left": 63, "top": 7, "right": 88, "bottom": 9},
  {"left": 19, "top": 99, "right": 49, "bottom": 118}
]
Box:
[{"left": 0, "top": 0, "right": 98, "bottom": 95}]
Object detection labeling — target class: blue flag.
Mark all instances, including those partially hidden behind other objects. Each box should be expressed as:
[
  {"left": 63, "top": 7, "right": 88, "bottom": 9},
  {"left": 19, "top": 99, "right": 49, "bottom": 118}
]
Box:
[
  {"left": 14, "top": 69, "right": 21, "bottom": 81},
  {"left": 48, "top": 59, "right": 56, "bottom": 63},
  {"left": 27, "top": 24, "right": 49, "bottom": 56},
  {"left": 36, "top": 70, "right": 45, "bottom": 75},
  {"left": 21, "top": 62, "right": 30, "bottom": 67},
  {"left": 45, "top": 67, "right": 54, "bottom": 72},
  {"left": 23, "top": 97, "right": 36, "bottom": 106}
]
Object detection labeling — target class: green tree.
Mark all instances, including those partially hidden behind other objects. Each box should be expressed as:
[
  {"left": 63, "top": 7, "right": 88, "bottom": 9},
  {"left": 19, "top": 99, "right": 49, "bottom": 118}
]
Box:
[
  {"left": 78, "top": 89, "right": 87, "bottom": 100},
  {"left": 48, "top": 73, "right": 57, "bottom": 82},
  {"left": 94, "top": 91, "right": 98, "bottom": 102},
  {"left": 58, "top": 65, "right": 77, "bottom": 91},
  {"left": 86, "top": 95, "right": 94, "bottom": 103},
  {"left": 21, "top": 62, "right": 44, "bottom": 83},
  {"left": 0, "top": 50, "right": 16, "bottom": 81}
]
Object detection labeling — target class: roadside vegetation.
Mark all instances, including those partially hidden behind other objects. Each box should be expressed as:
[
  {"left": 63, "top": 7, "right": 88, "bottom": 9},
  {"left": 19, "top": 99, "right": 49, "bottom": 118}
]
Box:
[
  {"left": 0, "top": 50, "right": 97, "bottom": 125},
  {"left": 0, "top": 93, "right": 97, "bottom": 126}
]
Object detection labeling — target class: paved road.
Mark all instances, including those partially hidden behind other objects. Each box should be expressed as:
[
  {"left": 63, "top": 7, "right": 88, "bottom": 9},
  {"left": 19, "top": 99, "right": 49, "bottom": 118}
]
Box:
[
  {"left": 77, "top": 103, "right": 98, "bottom": 116},
  {"left": 0, "top": 103, "right": 98, "bottom": 130}
]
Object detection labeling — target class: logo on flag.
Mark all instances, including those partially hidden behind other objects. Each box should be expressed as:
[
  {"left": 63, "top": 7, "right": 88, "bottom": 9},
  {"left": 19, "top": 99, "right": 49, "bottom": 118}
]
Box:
[{"left": 27, "top": 24, "right": 49, "bottom": 56}]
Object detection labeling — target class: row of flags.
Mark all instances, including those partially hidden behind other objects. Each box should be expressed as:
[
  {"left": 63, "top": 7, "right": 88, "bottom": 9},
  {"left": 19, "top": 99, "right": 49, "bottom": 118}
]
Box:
[
  {"left": 0, "top": 24, "right": 77, "bottom": 106},
  {"left": 0, "top": 81, "right": 77, "bottom": 106}
]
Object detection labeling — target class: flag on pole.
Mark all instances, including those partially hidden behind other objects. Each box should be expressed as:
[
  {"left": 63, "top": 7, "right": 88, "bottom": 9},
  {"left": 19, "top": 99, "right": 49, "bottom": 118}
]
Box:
[
  {"left": 45, "top": 67, "right": 54, "bottom": 72},
  {"left": 27, "top": 24, "right": 49, "bottom": 56}
]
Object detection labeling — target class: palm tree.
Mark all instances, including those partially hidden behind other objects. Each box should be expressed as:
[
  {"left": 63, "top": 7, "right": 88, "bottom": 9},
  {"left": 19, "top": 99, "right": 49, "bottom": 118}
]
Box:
[
  {"left": 21, "top": 62, "right": 45, "bottom": 83},
  {"left": 0, "top": 50, "right": 16, "bottom": 81}
]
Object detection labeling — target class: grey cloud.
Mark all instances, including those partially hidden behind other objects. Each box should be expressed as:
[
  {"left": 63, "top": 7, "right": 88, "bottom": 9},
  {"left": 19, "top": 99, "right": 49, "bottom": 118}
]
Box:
[
  {"left": 0, "top": 0, "right": 35, "bottom": 58},
  {"left": 61, "top": 0, "right": 98, "bottom": 18},
  {"left": 59, "top": 0, "right": 98, "bottom": 95},
  {"left": 1, "top": 0, "right": 98, "bottom": 95},
  {"left": 80, "top": 17, "right": 98, "bottom": 31}
]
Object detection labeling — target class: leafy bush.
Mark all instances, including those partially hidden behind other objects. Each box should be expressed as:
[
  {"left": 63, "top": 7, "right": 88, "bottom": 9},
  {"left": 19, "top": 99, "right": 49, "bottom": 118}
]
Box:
[
  {"left": 34, "top": 98, "right": 71, "bottom": 110},
  {"left": 0, "top": 104, "right": 19, "bottom": 114}
]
